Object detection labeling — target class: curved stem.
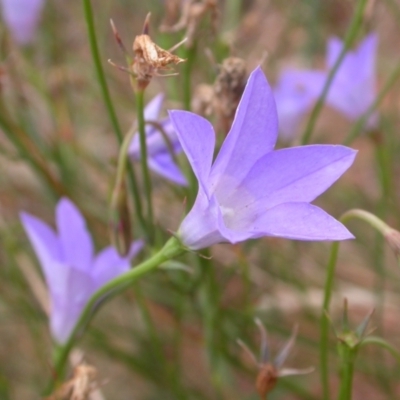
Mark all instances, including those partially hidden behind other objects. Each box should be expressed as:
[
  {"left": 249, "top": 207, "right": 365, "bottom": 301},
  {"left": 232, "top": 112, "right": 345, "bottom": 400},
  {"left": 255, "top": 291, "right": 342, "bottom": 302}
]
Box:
[
  {"left": 45, "top": 237, "right": 184, "bottom": 394},
  {"left": 301, "top": 0, "right": 368, "bottom": 145},
  {"left": 360, "top": 336, "right": 400, "bottom": 364},
  {"left": 82, "top": 0, "right": 145, "bottom": 231},
  {"left": 136, "top": 89, "right": 154, "bottom": 242}
]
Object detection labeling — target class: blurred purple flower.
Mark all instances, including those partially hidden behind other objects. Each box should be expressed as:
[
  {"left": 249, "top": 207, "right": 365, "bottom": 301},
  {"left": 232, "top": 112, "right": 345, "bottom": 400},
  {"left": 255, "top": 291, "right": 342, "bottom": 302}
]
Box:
[
  {"left": 20, "top": 198, "right": 143, "bottom": 344},
  {"left": 169, "top": 67, "right": 356, "bottom": 250},
  {"left": 274, "top": 34, "right": 378, "bottom": 139},
  {"left": 274, "top": 70, "right": 326, "bottom": 140},
  {"left": 326, "top": 33, "right": 378, "bottom": 128},
  {"left": 129, "top": 94, "right": 187, "bottom": 186},
  {"left": 1, "top": 0, "right": 45, "bottom": 45}
]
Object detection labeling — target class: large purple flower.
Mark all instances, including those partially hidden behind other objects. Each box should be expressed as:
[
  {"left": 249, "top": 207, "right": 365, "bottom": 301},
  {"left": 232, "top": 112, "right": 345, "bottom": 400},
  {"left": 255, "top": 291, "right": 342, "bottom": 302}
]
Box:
[
  {"left": 169, "top": 67, "right": 356, "bottom": 250},
  {"left": 0, "top": 0, "right": 45, "bottom": 45},
  {"left": 20, "top": 198, "right": 143, "bottom": 344},
  {"left": 129, "top": 94, "right": 187, "bottom": 186},
  {"left": 325, "top": 33, "right": 378, "bottom": 128}
]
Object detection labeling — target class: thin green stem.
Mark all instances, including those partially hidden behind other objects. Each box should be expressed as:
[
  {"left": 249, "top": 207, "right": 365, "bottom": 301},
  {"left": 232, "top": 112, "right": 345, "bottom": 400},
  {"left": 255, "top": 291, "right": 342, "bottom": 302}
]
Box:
[
  {"left": 136, "top": 89, "right": 154, "bottom": 241},
  {"left": 343, "top": 62, "right": 400, "bottom": 145},
  {"left": 320, "top": 241, "right": 340, "bottom": 400},
  {"left": 82, "top": 0, "right": 145, "bottom": 231},
  {"left": 360, "top": 336, "right": 400, "bottom": 364},
  {"left": 301, "top": 0, "right": 368, "bottom": 145},
  {"left": 45, "top": 237, "right": 184, "bottom": 394}
]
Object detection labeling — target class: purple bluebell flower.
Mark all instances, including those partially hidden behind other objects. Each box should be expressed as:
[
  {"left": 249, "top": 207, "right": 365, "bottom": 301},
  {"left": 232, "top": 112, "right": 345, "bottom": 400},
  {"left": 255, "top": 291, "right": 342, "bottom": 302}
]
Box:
[
  {"left": 169, "top": 67, "right": 356, "bottom": 250},
  {"left": 325, "top": 33, "right": 378, "bottom": 128},
  {"left": 274, "top": 70, "right": 326, "bottom": 140},
  {"left": 20, "top": 198, "right": 143, "bottom": 344},
  {"left": 129, "top": 94, "right": 187, "bottom": 186},
  {"left": 0, "top": 0, "right": 45, "bottom": 45}
]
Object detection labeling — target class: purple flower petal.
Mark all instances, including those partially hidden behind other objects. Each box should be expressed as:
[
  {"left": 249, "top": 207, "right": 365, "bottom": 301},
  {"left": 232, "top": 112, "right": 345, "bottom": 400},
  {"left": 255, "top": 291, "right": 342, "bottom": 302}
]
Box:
[
  {"left": 220, "top": 145, "right": 357, "bottom": 213},
  {"left": 19, "top": 212, "right": 67, "bottom": 293},
  {"left": 144, "top": 93, "right": 164, "bottom": 122},
  {"left": 50, "top": 267, "right": 94, "bottom": 344},
  {"left": 148, "top": 152, "right": 188, "bottom": 186},
  {"left": 274, "top": 70, "right": 327, "bottom": 140},
  {"left": 56, "top": 198, "right": 94, "bottom": 272},
  {"left": 248, "top": 202, "right": 354, "bottom": 240},
  {"left": 129, "top": 95, "right": 186, "bottom": 186},
  {"left": 1, "top": 0, "right": 45, "bottom": 45},
  {"left": 178, "top": 190, "right": 227, "bottom": 250},
  {"left": 92, "top": 240, "right": 144, "bottom": 288},
  {"left": 211, "top": 66, "right": 278, "bottom": 185},
  {"left": 169, "top": 110, "right": 215, "bottom": 195}
]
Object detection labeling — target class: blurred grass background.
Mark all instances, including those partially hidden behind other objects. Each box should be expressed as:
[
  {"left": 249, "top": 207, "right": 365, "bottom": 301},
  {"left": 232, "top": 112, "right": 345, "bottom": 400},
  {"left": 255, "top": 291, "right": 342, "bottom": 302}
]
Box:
[{"left": 1, "top": 0, "right": 400, "bottom": 398}]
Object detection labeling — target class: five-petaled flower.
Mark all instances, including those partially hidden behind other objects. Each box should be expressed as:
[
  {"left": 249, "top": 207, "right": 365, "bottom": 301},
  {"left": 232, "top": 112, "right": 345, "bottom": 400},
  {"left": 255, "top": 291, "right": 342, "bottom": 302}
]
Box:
[
  {"left": 0, "top": 0, "right": 45, "bottom": 45},
  {"left": 169, "top": 66, "right": 356, "bottom": 250},
  {"left": 129, "top": 93, "right": 187, "bottom": 186},
  {"left": 20, "top": 198, "right": 143, "bottom": 344}
]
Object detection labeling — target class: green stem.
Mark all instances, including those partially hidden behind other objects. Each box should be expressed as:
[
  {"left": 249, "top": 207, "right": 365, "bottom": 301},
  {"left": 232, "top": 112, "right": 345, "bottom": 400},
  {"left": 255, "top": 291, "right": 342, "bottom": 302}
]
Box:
[
  {"left": 360, "top": 336, "right": 400, "bottom": 364},
  {"left": 343, "top": 62, "right": 400, "bottom": 145},
  {"left": 320, "top": 241, "right": 340, "bottom": 400},
  {"left": 136, "top": 89, "right": 154, "bottom": 241},
  {"left": 301, "top": 0, "right": 368, "bottom": 145},
  {"left": 46, "top": 237, "right": 184, "bottom": 394},
  {"left": 337, "top": 347, "right": 356, "bottom": 400},
  {"left": 82, "top": 0, "right": 145, "bottom": 232}
]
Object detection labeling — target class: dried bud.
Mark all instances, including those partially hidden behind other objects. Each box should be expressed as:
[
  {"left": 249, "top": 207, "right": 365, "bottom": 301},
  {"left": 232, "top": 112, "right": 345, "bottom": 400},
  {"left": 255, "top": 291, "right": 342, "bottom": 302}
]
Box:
[
  {"left": 256, "top": 364, "right": 278, "bottom": 398},
  {"left": 238, "top": 319, "right": 313, "bottom": 400},
  {"left": 213, "top": 57, "right": 247, "bottom": 134},
  {"left": 44, "top": 363, "right": 98, "bottom": 400},
  {"left": 161, "top": 0, "right": 219, "bottom": 48}
]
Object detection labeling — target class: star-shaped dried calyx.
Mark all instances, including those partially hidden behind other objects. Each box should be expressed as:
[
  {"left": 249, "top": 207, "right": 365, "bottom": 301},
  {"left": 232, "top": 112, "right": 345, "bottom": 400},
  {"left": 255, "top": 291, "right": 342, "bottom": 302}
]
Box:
[
  {"left": 160, "top": 0, "right": 219, "bottom": 48},
  {"left": 109, "top": 13, "right": 186, "bottom": 91},
  {"left": 237, "top": 319, "right": 313, "bottom": 399}
]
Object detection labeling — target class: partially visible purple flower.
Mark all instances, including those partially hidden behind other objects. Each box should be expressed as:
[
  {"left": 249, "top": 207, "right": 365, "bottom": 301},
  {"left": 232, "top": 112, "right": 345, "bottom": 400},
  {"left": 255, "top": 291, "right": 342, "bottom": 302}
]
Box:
[
  {"left": 274, "top": 70, "right": 326, "bottom": 140},
  {"left": 325, "top": 33, "right": 378, "bottom": 128},
  {"left": 1, "top": 0, "right": 45, "bottom": 45},
  {"left": 129, "top": 94, "right": 187, "bottom": 186},
  {"left": 20, "top": 198, "right": 143, "bottom": 344},
  {"left": 169, "top": 67, "right": 356, "bottom": 250},
  {"left": 274, "top": 34, "right": 378, "bottom": 140}
]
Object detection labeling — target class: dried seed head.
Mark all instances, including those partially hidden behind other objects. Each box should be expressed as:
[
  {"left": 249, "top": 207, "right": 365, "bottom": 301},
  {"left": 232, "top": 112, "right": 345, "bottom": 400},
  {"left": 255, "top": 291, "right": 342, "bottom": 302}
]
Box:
[
  {"left": 161, "top": 0, "right": 219, "bottom": 48},
  {"left": 132, "top": 19, "right": 185, "bottom": 90},
  {"left": 110, "top": 14, "right": 185, "bottom": 91},
  {"left": 213, "top": 57, "right": 247, "bottom": 133}
]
